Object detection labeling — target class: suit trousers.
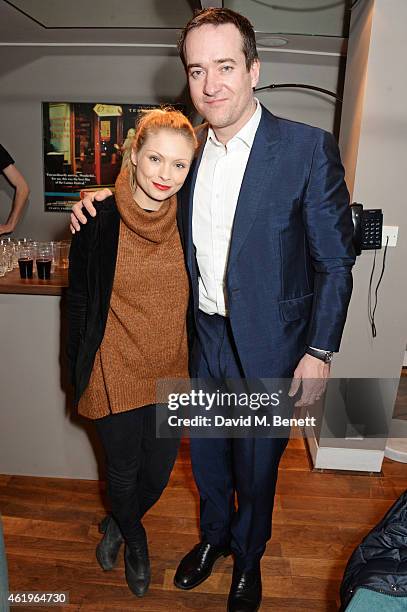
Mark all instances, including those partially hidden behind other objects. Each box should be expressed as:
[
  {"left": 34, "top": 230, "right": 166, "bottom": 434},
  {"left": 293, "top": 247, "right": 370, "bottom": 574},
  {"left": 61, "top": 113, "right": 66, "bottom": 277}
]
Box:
[
  {"left": 190, "top": 311, "right": 288, "bottom": 571},
  {"left": 95, "top": 404, "right": 180, "bottom": 550}
]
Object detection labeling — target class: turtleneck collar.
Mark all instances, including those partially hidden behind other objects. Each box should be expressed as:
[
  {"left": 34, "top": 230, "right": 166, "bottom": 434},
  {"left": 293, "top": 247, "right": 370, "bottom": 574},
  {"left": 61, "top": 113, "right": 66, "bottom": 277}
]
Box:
[{"left": 114, "top": 166, "right": 177, "bottom": 244}]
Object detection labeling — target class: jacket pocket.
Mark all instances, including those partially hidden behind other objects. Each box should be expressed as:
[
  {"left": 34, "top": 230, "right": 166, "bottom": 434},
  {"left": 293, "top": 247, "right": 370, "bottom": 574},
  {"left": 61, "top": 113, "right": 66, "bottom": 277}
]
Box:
[{"left": 279, "top": 293, "right": 314, "bottom": 322}]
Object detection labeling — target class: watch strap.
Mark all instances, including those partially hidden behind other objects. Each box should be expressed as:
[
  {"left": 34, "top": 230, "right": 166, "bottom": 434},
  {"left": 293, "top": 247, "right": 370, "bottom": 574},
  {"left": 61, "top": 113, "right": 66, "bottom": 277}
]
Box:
[{"left": 306, "top": 347, "right": 334, "bottom": 363}]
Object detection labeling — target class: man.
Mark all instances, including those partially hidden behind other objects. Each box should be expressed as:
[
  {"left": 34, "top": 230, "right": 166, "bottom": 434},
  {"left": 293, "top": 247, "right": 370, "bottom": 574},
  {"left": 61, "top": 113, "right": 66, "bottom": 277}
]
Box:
[
  {"left": 0, "top": 144, "right": 30, "bottom": 235},
  {"left": 70, "top": 9, "right": 355, "bottom": 611}
]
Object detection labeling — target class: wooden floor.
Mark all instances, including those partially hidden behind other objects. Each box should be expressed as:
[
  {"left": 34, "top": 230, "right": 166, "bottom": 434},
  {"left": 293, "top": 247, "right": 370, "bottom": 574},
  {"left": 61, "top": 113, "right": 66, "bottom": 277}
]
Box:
[{"left": 2, "top": 442, "right": 407, "bottom": 611}]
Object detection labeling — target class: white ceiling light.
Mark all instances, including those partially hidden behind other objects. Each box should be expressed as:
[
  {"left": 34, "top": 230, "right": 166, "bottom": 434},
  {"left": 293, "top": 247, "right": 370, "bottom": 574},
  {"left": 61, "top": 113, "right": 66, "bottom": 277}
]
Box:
[{"left": 256, "top": 35, "right": 289, "bottom": 47}]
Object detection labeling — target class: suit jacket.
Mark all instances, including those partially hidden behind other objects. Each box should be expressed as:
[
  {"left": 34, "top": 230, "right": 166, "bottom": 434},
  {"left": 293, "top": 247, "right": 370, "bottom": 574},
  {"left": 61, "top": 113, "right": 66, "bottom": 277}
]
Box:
[{"left": 177, "top": 106, "right": 356, "bottom": 378}]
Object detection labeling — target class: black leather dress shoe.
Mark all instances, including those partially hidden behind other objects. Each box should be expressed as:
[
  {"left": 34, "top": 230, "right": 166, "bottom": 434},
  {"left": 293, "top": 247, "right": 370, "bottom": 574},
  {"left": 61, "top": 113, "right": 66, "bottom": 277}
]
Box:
[
  {"left": 227, "top": 566, "right": 262, "bottom": 612},
  {"left": 124, "top": 525, "right": 151, "bottom": 597},
  {"left": 174, "top": 541, "right": 231, "bottom": 590},
  {"left": 96, "top": 515, "right": 124, "bottom": 571}
]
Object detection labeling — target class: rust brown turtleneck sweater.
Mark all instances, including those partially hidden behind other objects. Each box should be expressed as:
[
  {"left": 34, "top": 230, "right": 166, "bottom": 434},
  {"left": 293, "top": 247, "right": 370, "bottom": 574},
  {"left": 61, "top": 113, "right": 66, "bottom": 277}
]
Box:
[{"left": 78, "top": 168, "right": 189, "bottom": 419}]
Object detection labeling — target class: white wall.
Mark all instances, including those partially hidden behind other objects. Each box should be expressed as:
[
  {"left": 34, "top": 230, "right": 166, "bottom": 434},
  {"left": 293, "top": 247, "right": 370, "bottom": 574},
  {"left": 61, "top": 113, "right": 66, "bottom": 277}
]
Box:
[
  {"left": 337, "top": 0, "right": 407, "bottom": 379},
  {"left": 228, "top": 0, "right": 348, "bottom": 36}
]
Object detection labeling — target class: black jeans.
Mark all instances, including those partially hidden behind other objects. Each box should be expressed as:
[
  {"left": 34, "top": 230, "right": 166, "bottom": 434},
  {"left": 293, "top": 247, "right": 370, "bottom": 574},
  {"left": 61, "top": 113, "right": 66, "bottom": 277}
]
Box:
[{"left": 95, "top": 404, "right": 180, "bottom": 549}]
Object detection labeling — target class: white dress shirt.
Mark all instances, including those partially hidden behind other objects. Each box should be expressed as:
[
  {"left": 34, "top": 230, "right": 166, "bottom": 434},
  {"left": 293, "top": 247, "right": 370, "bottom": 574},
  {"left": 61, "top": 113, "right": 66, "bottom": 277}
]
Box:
[{"left": 192, "top": 99, "right": 262, "bottom": 316}]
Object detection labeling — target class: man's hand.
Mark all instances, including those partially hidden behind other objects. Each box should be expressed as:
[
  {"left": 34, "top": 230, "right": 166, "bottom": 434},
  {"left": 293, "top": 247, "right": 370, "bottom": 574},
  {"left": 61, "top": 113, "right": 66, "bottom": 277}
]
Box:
[
  {"left": 288, "top": 353, "right": 330, "bottom": 407},
  {"left": 70, "top": 188, "right": 112, "bottom": 234}
]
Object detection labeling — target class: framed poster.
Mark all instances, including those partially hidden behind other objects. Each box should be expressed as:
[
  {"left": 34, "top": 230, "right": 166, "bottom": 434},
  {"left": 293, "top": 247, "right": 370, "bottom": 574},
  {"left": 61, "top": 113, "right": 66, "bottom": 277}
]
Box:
[{"left": 42, "top": 101, "right": 179, "bottom": 212}]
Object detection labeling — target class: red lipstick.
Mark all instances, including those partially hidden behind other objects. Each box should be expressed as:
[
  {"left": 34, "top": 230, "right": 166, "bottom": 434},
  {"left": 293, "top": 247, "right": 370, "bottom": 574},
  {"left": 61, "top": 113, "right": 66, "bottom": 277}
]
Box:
[{"left": 153, "top": 182, "right": 171, "bottom": 191}]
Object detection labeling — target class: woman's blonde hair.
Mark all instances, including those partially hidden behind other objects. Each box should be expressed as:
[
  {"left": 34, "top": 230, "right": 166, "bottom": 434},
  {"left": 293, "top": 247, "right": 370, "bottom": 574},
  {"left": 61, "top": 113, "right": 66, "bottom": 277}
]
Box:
[{"left": 122, "top": 107, "right": 197, "bottom": 194}]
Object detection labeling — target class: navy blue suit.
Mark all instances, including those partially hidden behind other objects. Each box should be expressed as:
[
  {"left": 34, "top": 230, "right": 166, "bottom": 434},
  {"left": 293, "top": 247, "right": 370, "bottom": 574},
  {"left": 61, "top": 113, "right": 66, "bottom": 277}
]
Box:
[{"left": 177, "top": 106, "right": 355, "bottom": 569}]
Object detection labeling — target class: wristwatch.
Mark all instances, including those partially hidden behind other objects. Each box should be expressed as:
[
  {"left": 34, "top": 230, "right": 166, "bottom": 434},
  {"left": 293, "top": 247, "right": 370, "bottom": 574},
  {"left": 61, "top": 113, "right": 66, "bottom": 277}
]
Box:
[{"left": 306, "top": 347, "right": 334, "bottom": 364}]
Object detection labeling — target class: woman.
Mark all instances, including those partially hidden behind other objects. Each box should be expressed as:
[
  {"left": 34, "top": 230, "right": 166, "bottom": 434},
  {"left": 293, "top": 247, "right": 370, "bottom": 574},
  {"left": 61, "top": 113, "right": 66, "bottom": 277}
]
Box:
[{"left": 67, "top": 108, "right": 197, "bottom": 598}]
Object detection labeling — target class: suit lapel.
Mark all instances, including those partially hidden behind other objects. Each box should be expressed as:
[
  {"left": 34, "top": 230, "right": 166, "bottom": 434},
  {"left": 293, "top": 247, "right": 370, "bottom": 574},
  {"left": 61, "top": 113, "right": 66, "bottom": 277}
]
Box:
[{"left": 227, "top": 109, "right": 281, "bottom": 271}]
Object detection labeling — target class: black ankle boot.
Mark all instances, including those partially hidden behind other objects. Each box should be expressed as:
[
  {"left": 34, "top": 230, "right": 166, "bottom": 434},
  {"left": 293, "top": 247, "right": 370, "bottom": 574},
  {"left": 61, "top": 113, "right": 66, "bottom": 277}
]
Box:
[
  {"left": 96, "top": 514, "right": 124, "bottom": 571},
  {"left": 124, "top": 525, "right": 151, "bottom": 597}
]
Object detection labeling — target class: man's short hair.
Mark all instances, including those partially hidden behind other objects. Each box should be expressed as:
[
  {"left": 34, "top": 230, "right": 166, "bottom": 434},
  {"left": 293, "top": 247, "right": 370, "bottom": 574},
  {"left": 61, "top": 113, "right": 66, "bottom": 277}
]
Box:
[{"left": 178, "top": 8, "right": 259, "bottom": 72}]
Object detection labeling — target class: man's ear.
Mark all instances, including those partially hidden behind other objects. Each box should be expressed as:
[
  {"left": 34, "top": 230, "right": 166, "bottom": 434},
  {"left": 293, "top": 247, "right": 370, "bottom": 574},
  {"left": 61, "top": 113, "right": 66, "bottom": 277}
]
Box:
[{"left": 250, "top": 59, "right": 260, "bottom": 89}]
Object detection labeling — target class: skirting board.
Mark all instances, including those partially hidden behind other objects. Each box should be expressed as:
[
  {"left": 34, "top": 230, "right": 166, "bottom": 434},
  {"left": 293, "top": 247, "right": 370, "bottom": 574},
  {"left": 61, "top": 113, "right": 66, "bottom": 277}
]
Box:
[
  {"left": 385, "top": 438, "right": 407, "bottom": 463},
  {"left": 304, "top": 421, "right": 384, "bottom": 472},
  {"left": 384, "top": 419, "right": 407, "bottom": 463}
]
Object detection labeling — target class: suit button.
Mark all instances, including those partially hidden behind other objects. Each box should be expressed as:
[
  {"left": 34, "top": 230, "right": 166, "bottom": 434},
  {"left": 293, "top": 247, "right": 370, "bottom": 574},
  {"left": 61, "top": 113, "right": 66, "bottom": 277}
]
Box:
[{"left": 231, "top": 288, "right": 240, "bottom": 294}]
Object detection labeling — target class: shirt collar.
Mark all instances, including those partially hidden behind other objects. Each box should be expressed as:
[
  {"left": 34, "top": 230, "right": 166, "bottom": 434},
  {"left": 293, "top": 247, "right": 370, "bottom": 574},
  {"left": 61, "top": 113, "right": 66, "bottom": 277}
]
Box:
[{"left": 207, "top": 98, "right": 262, "bottom": 150}]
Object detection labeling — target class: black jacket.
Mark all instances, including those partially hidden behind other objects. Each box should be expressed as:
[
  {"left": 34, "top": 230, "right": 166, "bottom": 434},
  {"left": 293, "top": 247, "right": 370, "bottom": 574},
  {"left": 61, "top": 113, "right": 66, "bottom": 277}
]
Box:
[
  {"left": 67, "top": 197, "right": 120, "bottom": 404},
  {"left": 340, "top": 489, "right": 407, "bottom": 610}
]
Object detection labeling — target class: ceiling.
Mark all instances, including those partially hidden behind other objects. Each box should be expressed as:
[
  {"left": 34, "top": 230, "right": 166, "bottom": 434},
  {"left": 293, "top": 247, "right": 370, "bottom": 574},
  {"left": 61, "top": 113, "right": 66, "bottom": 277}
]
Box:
[
  {"left": 5, "top": 0, "right": 196, "bottom": 28},
  {"left": 0, "top": 0, "right": 353, "bottom": 55}
]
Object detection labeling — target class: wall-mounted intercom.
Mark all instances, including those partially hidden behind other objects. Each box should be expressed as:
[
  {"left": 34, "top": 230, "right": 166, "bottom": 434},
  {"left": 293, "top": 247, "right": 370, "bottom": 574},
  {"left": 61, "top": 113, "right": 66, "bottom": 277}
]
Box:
[
  {"left": 350, "top": 203, "right": 383, "bottom": 256},
  {"left": 350, "top": 203, "right": 389, "bottom": 338}
]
